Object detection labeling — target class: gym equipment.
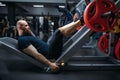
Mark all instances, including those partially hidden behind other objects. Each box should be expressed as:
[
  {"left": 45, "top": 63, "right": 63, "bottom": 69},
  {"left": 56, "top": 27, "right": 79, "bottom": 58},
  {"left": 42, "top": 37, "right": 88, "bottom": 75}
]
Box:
[
  {"left": 98, "top": 33, "right": 109, "bottom": 54},
  {"left": 116, "top": 0, "right": 120, "bottom": 10},
  {"left": 110, "top": 18, "right": 120, "bottom": 33},
  {"left": 115, "top": 40, "right": 120, "bottom": 60},
  {"left": 76, "top": 0, "right": 86, "bottom": 16},
  {"left": 84, "top": 0, "right": 118, "bottom": 32}
]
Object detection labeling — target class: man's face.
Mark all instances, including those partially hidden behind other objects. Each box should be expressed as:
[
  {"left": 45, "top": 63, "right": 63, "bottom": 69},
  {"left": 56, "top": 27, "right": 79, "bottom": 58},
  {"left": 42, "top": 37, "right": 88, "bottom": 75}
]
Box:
[{"left": 18, "top": 20, "right": 31, "bottom": 35}]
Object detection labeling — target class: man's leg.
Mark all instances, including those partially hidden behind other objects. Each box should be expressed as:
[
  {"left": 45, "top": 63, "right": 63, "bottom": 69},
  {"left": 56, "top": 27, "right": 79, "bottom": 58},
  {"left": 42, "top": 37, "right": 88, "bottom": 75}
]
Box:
[
  {"left": 58, "top": 20, "right": 80, "bottom": 36},
  {"left": 47, "top": 29, "right": 63, "bottom": 59},
  {"left": 47, "top": 20, "right": 81, "bottom": 59}
]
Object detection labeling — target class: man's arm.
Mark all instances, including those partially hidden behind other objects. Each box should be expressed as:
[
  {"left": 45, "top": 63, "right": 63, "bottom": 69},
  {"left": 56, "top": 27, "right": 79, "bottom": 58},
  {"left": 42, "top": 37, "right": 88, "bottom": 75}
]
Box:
[{"left": 23, "top": 45, "right": 59, "bottom": 71}]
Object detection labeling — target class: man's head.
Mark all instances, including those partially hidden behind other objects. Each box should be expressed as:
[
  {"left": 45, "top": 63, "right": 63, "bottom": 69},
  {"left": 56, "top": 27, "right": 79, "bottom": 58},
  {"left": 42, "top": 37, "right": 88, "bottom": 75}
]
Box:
[{"left": 16, "top": 20, "right": 31, "bottom": 36}]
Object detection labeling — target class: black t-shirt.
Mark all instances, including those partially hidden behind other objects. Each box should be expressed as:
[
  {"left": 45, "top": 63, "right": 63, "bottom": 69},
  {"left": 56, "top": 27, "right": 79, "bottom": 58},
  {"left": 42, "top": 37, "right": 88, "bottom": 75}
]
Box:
[
  {"left": 18, "top": 29, "right": 63, "bottom": 59},
  {"left": 18, "top": 36, "right": 49, "bottom": 57}
]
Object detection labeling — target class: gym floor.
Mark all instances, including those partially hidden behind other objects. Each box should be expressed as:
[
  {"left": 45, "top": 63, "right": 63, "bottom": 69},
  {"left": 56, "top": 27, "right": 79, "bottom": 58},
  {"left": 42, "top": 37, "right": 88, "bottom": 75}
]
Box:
[
  {"left": 0, "top": 60, "right": 120, "bottom": 80},
  {"left": 2, "top": 71, "right": 120, "bottom": 80}
]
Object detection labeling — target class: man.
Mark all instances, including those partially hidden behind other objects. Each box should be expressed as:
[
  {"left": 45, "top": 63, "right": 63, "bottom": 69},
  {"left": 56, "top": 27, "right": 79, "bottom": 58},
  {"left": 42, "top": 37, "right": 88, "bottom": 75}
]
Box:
[{"left": 16, "top": 19, "right": 80, "bottom": 71}]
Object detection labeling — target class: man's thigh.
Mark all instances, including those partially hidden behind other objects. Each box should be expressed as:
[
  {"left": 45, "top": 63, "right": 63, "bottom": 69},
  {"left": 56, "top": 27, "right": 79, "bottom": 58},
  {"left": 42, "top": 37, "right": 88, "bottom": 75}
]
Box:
[{"left": 47, "top": 29, "right": 63, "bottom": 59}]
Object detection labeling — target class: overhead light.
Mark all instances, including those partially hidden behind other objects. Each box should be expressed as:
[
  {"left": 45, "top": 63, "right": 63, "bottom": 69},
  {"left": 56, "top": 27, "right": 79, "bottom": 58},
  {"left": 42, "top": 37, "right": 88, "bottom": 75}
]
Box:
[
  {"left": 33, "top": 5, "right": 44, "bottom": 8},
  {"left": 0, "top": 2, "right": 6, "bottom": 6},
  {"left": 58, "top": 5, "right": 65, "bottom": 8}
]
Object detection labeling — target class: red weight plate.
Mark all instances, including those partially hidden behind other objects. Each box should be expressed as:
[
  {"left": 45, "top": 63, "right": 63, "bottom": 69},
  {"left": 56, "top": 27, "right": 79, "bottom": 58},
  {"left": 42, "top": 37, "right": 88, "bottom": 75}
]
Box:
[
  {"left": 115, "top": 40, "right": 120, "bottom": 60},
  {"left": 84, "top": 0, "right": 118, "bottom": 32},
  {"left": 98, "top": 34, "right": 109, "bottom": 53}
]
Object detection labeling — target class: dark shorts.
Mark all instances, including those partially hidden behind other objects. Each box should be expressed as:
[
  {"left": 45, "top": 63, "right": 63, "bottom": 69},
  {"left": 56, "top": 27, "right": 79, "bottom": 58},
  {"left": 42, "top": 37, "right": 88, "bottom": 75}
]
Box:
[{"left": 47, "top": 29, "right": 63, "bottom": 59}]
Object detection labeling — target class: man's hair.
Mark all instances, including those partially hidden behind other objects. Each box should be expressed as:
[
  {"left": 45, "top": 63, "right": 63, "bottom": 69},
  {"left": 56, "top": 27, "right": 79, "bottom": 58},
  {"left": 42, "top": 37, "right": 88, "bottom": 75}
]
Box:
[
  {"left": 16, "top": 20, "right": 26, "bottom": 25},
  {"left": 16, "top": 20, "right": 27, "bottom": 29}
]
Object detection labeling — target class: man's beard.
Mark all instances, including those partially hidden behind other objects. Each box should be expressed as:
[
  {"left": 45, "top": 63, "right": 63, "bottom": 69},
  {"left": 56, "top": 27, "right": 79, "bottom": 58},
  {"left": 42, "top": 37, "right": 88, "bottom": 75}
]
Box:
[{"left": 22, "top": 28, "right": 32, "bottom": 36}]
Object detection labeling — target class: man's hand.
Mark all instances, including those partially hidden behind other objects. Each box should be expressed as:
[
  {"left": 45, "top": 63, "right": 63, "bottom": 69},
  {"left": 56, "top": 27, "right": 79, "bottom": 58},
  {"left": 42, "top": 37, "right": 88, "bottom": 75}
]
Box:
[{"left": 49, "top": 63, "right": 59, "bottom": 71}]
